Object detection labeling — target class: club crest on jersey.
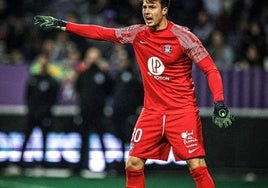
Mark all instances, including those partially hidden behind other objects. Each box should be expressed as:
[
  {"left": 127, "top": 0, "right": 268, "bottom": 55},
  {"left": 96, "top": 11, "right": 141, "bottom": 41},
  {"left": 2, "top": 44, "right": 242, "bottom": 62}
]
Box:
[{"left": 163, "top": 45, "right": 172, "bottom": 54}]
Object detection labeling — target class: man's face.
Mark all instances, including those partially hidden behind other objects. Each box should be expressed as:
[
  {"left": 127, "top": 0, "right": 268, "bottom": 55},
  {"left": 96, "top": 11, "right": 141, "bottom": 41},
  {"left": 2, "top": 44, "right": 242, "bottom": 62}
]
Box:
[{"left": 142, "top": 0, "right": 168, "bottom": 30}]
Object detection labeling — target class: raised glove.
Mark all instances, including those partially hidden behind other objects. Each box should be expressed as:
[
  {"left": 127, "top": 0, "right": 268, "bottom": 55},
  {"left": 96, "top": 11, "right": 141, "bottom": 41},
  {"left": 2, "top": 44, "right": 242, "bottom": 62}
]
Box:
[
  {"left": 34, "top": 15, "right": 66, "bottom": 31},
  {"left": 212, "top": 101, "right": 234, "bottom": 128}
]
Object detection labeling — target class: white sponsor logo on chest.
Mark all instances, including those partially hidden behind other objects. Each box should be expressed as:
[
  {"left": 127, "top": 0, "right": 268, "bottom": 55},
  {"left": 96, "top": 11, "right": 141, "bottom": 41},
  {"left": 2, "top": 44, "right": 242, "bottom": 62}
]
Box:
[{"left": 147, "top": 57, "right": 170, "bottom": 81}]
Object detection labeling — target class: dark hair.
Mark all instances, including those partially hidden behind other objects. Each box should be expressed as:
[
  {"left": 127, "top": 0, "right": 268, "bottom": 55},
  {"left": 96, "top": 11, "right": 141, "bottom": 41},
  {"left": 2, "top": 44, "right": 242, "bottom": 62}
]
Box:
[
  {"left": 140, "top": 0, "right": 170, "bottom": 9},
  {"left": 161, "top": 0, "right": 170, "bottom": 8}
]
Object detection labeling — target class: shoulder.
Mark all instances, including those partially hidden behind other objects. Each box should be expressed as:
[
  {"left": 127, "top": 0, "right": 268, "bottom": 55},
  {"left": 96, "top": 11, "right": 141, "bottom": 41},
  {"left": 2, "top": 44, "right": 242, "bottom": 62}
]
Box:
[
  {"left": 115, "top": 24, "right": 147, "bottom": 44},
  {"left": 116, "top": 24, "right": 147, "bottom": 33},
  {"left": 170, "top": 22, "right": 194, "bottom": 38},
  {"left": 170, "top": 22, "right": 201, "bottom": 47}
]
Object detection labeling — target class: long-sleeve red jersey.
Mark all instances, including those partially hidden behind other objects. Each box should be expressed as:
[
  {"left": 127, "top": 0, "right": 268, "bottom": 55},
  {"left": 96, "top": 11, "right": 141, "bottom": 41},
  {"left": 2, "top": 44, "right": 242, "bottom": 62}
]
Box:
[{"left": 66, "top": 21, "right": 224, "bottom": 114}]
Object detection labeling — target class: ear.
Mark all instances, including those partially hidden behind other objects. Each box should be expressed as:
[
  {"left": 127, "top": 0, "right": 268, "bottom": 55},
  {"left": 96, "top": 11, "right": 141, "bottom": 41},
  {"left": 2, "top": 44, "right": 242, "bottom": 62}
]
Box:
[{"left": 162, "top": 7, "right": 168, "bottom": 16}]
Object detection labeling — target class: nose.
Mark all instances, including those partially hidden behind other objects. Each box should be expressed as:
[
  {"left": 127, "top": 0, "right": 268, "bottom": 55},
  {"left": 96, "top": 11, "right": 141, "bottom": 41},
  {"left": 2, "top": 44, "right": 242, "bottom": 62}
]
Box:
[{"left": 143, "top": 7, "right": 149, "bottom": 14}]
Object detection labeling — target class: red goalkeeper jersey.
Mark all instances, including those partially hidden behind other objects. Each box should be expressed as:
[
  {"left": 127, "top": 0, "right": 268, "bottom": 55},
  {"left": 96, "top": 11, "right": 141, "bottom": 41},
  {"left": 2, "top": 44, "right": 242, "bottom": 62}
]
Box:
[{"left": 66, "top": 21, "right": 224, "bottom": 114}]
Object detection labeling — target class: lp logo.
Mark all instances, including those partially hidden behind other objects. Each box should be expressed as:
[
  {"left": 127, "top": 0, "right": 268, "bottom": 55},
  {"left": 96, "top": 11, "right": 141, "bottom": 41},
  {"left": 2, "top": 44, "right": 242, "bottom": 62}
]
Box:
[{"left": 147, "top": 57, "right": 165, "bottom": 76}]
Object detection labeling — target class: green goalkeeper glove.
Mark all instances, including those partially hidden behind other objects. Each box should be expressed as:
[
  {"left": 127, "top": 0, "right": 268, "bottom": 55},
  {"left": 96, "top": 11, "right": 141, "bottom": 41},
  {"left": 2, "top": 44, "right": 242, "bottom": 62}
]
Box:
[
  {"left": 212, "top": 101, "right": 234, "bottom": 128},
  {"left": 34, "top": 15, "right": 66, "bottom": 31}
]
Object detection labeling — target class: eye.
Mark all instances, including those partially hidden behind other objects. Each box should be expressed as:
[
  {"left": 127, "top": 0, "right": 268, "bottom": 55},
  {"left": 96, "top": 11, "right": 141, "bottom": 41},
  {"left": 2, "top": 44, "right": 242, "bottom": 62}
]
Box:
[
  {"left": 142, "top": 4, "right": 156, "bottom": 10},
  {"left": 149, "top": 5, "right": 156, "bottom": 9}
]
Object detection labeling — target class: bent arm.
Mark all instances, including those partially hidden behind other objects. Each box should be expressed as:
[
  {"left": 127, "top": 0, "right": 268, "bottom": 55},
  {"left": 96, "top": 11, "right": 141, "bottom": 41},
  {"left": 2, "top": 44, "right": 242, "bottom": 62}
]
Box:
[{"left": 196, "top": 55, "right": 224, "bottom": 102}]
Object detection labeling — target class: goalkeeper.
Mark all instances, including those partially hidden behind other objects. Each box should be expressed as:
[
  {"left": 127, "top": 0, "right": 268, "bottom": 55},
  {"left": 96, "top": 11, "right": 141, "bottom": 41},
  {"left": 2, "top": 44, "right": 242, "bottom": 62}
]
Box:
[{"left": 34, "top": 0, "right": 234, "bottom": 187}]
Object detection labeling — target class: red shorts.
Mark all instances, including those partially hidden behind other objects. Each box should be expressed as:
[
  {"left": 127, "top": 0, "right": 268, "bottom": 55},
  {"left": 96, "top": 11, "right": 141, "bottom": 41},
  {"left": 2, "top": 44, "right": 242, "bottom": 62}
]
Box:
[{"left": 128, "top": 108, "right": 206, "bottom": 161}]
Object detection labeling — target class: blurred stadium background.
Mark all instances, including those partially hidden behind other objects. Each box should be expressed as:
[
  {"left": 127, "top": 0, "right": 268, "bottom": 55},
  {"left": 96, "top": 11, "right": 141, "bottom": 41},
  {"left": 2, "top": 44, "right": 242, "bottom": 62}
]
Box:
[{"left": 0, "top": 0, "right": 268, "bottom": 187}]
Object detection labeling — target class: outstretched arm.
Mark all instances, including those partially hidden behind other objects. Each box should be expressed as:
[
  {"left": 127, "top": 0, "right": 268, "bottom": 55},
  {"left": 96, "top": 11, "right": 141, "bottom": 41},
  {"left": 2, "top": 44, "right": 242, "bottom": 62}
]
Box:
[
  {"left": 66, "top": 22, "right": 119, "bottom": 42},
  {"left": 34, "top": 15, "right": 120, "bottom": 43},
  {"left": 34, "top": 15, "right": 143, "bottom": 44}
]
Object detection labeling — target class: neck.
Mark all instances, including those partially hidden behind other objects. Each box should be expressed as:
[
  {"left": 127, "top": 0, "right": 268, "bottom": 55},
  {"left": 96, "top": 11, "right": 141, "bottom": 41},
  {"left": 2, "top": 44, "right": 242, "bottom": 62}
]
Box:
[{"left": 152, "top": 18, "right": 168, "bottom": 31}]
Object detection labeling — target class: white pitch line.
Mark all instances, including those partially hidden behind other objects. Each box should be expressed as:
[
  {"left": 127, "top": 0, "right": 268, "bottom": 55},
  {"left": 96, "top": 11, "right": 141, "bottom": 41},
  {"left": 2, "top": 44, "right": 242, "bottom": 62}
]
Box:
[{"left": 0, "top": 180, "right": 56, "bottom": 188}]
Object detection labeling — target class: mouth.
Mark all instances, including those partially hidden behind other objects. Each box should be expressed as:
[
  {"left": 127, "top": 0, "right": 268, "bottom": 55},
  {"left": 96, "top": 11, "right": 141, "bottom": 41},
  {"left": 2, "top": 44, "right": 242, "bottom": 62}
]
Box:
[{"left": 144, "top": 17, "right": 153, "bottom": 24}]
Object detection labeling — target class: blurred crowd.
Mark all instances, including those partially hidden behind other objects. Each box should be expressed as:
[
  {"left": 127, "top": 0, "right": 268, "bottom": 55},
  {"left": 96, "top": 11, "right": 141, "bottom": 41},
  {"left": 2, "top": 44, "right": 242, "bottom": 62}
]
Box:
[
  {"left": 0, "top": 0, "right": 267, "bottom": 69},
  {"left": 0, "top": 0, "right": 268, "bottom": 106},
  {"left": 0, "top": 0, "right": 267, "bottom": 114}
]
